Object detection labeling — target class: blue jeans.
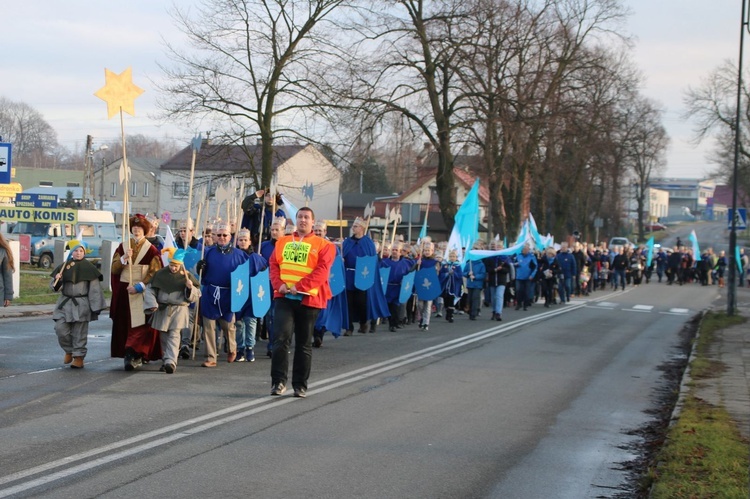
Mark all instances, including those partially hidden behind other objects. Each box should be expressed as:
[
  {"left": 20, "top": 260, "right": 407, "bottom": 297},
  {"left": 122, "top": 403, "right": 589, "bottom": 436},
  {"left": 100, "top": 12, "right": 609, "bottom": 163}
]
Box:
[
  {"left": 489, "top": 285, "right": 506, "bottom": 315},
  {"left": 614, "top": 269, "right": 627, "bottom": 289},
  {"left": 515, "top": 279, "right": 534, "bottom": 308},
  {"left": 558, "top": 276, "right": 573, "bottom": 302},
  {"left": 235, "top": 315, "right": 257, "bottom": 350}
]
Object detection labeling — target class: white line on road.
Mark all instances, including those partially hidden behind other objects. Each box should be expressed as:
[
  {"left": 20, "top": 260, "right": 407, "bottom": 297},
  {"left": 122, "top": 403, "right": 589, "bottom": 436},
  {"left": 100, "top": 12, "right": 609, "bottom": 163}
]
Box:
[{"left": 0, "top": 293, "right": 626, "bottom": 497}]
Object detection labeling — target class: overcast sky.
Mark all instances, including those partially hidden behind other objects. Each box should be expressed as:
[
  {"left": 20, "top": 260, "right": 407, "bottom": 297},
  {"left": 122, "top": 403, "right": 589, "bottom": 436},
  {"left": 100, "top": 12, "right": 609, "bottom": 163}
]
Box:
[{"left": 2, "top": 1, "right": 742, "bottom": 179}]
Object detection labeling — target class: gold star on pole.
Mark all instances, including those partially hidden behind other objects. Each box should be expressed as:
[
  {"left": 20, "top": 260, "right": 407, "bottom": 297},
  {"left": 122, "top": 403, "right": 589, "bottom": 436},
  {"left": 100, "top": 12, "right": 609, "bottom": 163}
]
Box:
[{"left": 94, "top": 67, "right": 145, "bottom": 119}]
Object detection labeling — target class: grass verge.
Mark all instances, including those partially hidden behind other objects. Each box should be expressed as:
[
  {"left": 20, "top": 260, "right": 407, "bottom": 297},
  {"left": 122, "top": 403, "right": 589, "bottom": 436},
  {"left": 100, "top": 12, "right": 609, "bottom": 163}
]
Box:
[
  {"left": 16, "top": 270, "right": 111, "bottom": 306},
  {"left": 648, "top": 311, "right": 749, "bottom": 498}
]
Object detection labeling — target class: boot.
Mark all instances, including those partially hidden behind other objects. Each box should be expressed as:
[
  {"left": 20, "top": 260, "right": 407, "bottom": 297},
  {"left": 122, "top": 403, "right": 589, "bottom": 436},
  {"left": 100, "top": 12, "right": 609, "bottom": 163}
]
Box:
[
  {"left": 71, "top": 356, "right": 84, "bottom": 369},
  {"left": 446, "top": 309, "right": 454, "bottom": 323},
  {"left": 63, "top": 352, "right": 73, "bottom": 364}
]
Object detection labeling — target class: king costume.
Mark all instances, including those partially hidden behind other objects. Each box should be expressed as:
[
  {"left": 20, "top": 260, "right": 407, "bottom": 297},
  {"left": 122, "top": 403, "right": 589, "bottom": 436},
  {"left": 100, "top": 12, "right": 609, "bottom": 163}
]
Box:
[{"left": 110, "top": 215, "right": 163, "bottom": 369}]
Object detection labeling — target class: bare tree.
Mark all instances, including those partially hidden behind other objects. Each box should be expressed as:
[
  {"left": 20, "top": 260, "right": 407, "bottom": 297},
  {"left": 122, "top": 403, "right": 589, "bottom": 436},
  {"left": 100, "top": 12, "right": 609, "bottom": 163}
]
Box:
[
  {"left": 684, "top": 60, "right": 750, "bottom": 202},
  {"left": 157, "top": 0, "right": 347, "bottom": 190},
  {"left": 627, "top": 98, "right": 668, "bottom": 241},
  {"left": 452, "top": 0, "right": 629, "bottom": 238},
  {"left": 0, "top": 97, "right": 59, "bottom": 167},
  {"left": 340, "top": 0, "right": 474, "bottom": 229}
]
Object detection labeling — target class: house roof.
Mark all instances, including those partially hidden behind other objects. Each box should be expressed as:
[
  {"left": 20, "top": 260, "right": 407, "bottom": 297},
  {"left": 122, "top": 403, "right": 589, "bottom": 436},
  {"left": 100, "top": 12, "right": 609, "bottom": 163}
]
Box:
[
  {"left": 712, "top": 184, "right": 750, "bottom": 207},
  {"left": 160, "top": 142, "right": 307, "bottom": 172},
  {"left": 396, "top": 167, "right": 489, "bottom": 205},
  {"left": 96, "top": 157, "right": 162, "bottom": 175},
  {"left": 341, "top": 192, "right": 398, "bottom": 209}
]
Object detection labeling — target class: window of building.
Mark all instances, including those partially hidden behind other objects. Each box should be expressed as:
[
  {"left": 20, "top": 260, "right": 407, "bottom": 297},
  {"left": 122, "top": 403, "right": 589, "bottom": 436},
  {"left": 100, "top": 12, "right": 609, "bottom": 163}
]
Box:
[
  {"left": 66, "top": 182, "right": 80, "bottom": 187},
  {"left": 40, "top": 181, "right": 53, "bottom": 187},
  {"left": 131, "top": 181, "right": 137, "bottom": 196},
  {"left": 111, "top": 182, "right": 117, "bottom": 197},
  {"left": 173, "top": 181, "right": 189, "bottom": 198},
  {"left": 143, "top": 182, "right": 150, "bottom": 197}
]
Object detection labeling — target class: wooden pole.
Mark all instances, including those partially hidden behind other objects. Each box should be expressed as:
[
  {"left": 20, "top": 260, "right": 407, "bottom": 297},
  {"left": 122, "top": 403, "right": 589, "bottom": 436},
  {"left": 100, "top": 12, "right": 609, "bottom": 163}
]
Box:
[
  {"left": 119, "top": 107, "right": 133, "bottom": 283},
  {"left": 184, "top": 147, "right": 198, "bottom": 250}
]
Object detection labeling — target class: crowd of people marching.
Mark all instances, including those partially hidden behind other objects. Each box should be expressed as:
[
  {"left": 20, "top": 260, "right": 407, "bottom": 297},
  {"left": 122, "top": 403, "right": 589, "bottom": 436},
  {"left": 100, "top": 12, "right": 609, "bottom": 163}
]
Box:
[{"left": 47, "top": 189, "right": 750, "bottom": 397}]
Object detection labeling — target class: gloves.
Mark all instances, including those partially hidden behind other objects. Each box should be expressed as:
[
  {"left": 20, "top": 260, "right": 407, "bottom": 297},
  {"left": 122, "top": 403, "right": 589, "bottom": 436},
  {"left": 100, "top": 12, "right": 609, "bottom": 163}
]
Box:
[{"left": 196, "top": 260, "right": 208, "bottom": 274}]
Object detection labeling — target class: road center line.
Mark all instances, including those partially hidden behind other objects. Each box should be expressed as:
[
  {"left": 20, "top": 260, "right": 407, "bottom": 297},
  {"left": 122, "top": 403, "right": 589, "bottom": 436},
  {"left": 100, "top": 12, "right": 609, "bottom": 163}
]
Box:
[{"left": 0, "top": 293, "right": 623, "bottom": 496}]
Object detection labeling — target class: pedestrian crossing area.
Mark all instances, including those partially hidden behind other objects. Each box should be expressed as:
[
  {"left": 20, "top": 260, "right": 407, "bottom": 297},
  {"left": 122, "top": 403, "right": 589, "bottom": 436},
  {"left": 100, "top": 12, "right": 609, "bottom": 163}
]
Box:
[{"left": 583, "top": 301, "right": 691, "bottom": 315}]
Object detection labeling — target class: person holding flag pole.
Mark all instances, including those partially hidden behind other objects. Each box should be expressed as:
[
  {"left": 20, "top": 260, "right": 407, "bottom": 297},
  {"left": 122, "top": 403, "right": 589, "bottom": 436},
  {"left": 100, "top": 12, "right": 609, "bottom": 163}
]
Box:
[{"left": 94, "top": 67, "right": 165, "bottom": 371}]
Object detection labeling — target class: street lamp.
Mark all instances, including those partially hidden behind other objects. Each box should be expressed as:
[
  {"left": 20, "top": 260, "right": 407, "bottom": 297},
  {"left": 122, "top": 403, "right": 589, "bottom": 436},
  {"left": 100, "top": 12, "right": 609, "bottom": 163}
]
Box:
[{"left": 728, "top": 1, "right": 748, "bottom": 316}]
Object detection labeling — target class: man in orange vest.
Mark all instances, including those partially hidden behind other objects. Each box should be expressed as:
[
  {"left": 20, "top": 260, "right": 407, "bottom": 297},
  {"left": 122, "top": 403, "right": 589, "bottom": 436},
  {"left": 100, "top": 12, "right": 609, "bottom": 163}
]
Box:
[{"left": 269, "top": 207, "right": 335, "bottom": 398}]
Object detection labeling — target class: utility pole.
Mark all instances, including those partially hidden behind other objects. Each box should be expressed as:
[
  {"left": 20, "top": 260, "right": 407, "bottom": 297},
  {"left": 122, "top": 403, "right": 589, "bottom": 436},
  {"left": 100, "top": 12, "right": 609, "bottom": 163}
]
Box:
[{"left": 83, "top": 135, "right": 93, "bottom": 209}]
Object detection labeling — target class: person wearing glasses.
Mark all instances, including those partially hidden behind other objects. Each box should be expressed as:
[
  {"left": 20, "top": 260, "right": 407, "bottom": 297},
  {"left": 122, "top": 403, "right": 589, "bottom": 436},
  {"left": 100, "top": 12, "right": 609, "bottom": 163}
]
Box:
[
  {"left": 268, "top": 207, "right": 334, "bottom": 398},
  {"left": 197, "top": 221, "right": 249, "bottom": 367}
]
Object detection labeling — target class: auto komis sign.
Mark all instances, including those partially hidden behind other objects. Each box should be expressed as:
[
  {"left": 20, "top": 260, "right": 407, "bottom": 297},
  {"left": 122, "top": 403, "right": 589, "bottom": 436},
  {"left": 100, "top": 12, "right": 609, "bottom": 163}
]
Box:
[{"left": 0, "top": 207, "right": 78, "bottom": 223}]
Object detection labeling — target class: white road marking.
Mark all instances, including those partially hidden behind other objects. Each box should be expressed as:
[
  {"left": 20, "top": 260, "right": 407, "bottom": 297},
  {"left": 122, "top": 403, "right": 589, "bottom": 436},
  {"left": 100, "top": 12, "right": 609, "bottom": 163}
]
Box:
[{"left": 0, "top": 301, "right": 600, "bottom": 497}]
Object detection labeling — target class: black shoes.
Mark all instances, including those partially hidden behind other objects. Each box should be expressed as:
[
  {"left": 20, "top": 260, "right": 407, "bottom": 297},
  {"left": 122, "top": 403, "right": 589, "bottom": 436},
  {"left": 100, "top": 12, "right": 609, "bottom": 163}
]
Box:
[
  {"left": 271, "top": 383, "right": 287, "bottom": 396},
  {"left": 179, "top": 346, "right": 190, "bottom": 360},
  {"left": 293, "top": 387, "right": 307, "bottom": 398},
  {"left": 313, "top": 336, "right": 323, "bottom": 348}
]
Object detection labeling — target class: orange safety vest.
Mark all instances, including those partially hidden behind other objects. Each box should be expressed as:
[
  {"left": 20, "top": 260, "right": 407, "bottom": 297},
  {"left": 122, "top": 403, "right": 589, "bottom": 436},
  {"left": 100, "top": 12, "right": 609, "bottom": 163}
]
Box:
[{"left": 274, "top": 234, "right": 327, "bottom": 296}]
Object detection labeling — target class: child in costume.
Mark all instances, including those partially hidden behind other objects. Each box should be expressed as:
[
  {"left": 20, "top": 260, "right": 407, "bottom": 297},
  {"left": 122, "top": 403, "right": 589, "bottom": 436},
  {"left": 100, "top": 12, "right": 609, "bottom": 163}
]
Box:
[
  {"left": 144, "top": 249, "right": 201, "bottom": 374},
  {"left": 50, "top": 242, "right": 107, "bottom": 369}
]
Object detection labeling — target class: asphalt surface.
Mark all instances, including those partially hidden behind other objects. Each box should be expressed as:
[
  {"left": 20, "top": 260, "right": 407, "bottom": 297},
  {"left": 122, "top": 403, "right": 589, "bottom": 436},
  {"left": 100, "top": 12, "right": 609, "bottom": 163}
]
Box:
[{"left": 3, "top": 284, "right": 748, "bottom": 439}]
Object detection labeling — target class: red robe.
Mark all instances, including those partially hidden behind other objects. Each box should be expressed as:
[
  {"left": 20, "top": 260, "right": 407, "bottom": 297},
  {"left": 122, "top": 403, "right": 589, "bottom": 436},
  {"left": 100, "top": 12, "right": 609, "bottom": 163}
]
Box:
[{"left": 110, "top": 238, "right": 163, "bottom": 359}]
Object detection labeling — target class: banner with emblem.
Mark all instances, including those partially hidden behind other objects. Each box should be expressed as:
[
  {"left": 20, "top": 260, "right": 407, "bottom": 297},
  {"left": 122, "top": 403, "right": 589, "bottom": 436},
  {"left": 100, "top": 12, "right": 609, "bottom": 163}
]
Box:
[
  {"left": 354, "top": 255, "right": 377, "bottom": 290},
  {"left": 230, "top": 260, "right": 250, "bottom": 312},
  {"left": 329, "top": 253, "right": 346, "bottom": 297},
  {"left": 415, "top": 267, "right": 441, "bottom": 301},
  {"left": 250, "top": 268, "right": 271, "bottom": 318},
  {"left": 379, "top": 266, "right": 390, "bottom": 295},
  {"left": 399, "top": 271, "right": 416, "bottom": 304}
]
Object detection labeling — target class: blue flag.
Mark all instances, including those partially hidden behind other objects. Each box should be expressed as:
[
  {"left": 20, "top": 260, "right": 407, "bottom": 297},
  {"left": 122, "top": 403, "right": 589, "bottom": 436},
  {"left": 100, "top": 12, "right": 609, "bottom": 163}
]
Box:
[
  {"left": 329, "top": 254, "right": 346, "bottom": 296},
  {"left": 736, "top": 245, "right": 743, "bottom": 274},
  {"left": 645, "top": 236, "right": 655, "bottom": 268},
  {"left": 399, "top": 271, "right": 416, "bottom": 304},
  {"left": 379, "top": 267, "right": 391, "bottom": 295},
  {"left": 415, "top": 267, "right": 441, "bottom": 301},
  {"left": 689, "top": 230, "right": 701, "bottom": 261},
  {"left": 444, "top": 178, "right": 480, "bottom": 263},
  {"left": 354, "top": 255, "right": 377, "bottom": 290},
  {"left": 230, "top": 260, "right": 250, "bottom": 312},
  {"left": 183, "top": 246, "right": 201, "bottom": 273},
  {"left": 249, "top": 268, "right": 271, "bottom": 318}
]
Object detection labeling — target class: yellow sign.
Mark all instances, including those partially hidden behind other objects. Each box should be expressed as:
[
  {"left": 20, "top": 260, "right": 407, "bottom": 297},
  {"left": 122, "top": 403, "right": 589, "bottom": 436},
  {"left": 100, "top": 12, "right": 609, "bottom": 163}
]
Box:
[
  {"left": 0, "top": 207, "right": 78, "bottom": 223},
  {"left": 0, "top": 182, "right": 23, "bottom": 198}
]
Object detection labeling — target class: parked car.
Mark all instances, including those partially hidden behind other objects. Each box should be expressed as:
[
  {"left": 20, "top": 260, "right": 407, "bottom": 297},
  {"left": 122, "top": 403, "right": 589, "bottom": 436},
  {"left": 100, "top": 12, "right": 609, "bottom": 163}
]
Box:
[
  {"left": 608, "top": 237, "right": 634, "bottom": 251},
  {"left": 644, "top": 222, "right": 667, "bottom": 231}
]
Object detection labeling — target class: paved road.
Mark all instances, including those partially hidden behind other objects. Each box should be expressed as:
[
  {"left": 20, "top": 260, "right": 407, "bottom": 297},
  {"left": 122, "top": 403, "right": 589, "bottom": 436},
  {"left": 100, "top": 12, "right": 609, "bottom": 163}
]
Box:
[{"left": 0, "top": 281, "right": 718, "bottom": 498}]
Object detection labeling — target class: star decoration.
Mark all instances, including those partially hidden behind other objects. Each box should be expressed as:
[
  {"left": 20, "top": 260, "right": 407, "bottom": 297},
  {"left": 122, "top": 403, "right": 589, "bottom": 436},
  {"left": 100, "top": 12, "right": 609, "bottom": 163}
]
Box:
[
  {"left": 361, "top": 267, "right": 370, "bottom": 278},
  {"left": 94, "top": 67, "right": 145, "bottom": 119},
  {"left": 403, "top": 282, "right": 411, "bottom": 290},
  {"left": 235, "top": 279, "right": 245, "bottom": 295},
  {"left": 257, "top": 285, "right": 266, "bottom": 301},
  {"left": 421, "top": 278, "right": 432, "bottom": 289}
]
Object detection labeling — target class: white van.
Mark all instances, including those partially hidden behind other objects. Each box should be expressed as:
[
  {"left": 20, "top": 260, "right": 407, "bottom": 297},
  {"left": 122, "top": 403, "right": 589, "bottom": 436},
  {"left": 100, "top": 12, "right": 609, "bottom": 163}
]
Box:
[{"left": 11, "top": 210, "right": 119, "bottom": 268}]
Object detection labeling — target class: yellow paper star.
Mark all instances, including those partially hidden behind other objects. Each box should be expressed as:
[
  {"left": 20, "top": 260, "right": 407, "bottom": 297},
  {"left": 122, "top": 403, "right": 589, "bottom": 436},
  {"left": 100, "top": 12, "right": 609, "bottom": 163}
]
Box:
[{"left": 94, "top": 67, "right": 145, "bottom": 119}]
